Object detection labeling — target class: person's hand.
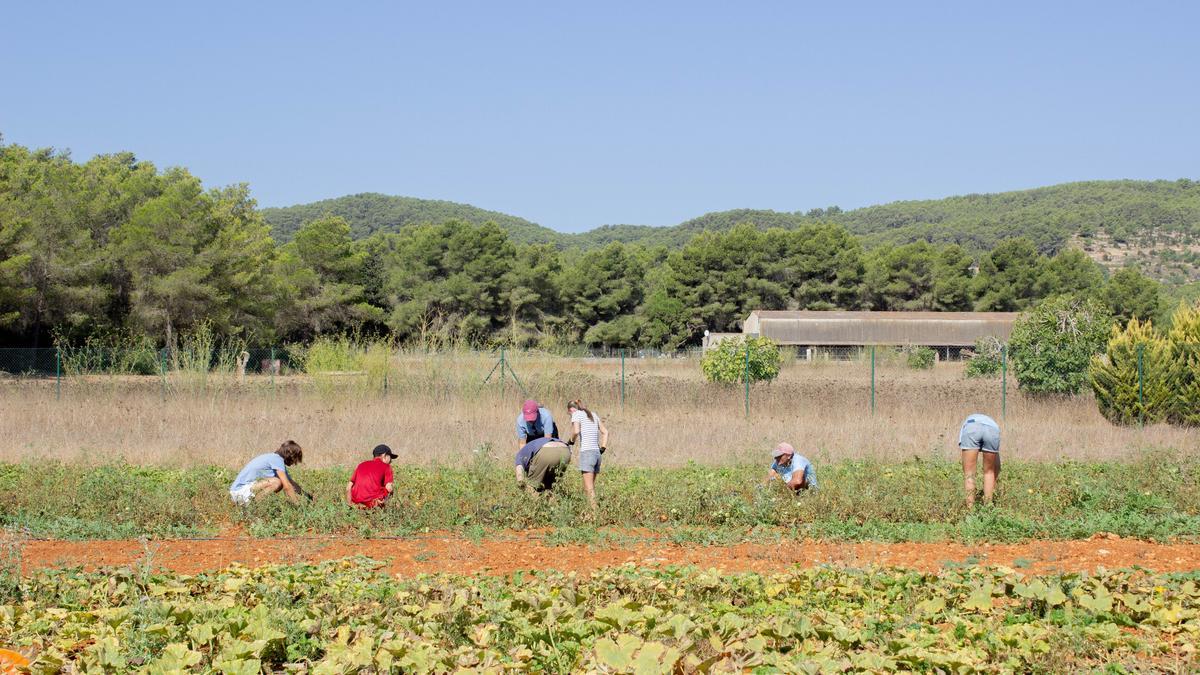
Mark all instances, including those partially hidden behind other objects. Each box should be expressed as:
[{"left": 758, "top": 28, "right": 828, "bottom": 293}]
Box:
[{"left": 600, "top": 446, "right": 607, "bottom": 454}]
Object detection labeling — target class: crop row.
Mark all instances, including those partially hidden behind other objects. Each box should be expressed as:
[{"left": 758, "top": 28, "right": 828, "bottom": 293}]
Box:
[
  {"left": 1, "top": 453, "right": 1198, "bottom": 542},
  {"left": 1, "top": 560, "right": 1198, "bottom": 672}
]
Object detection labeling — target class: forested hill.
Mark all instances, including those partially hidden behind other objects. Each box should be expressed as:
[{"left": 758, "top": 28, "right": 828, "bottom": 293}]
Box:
[
  {"left": 571, "top": 180, "right": 1200, "bottom": 254},
  {"left": 271, "top": 180, "right": 1200, "bottom": 255},
  {"left": 262, "top": 193, "right": 563, "bottom": 245}
]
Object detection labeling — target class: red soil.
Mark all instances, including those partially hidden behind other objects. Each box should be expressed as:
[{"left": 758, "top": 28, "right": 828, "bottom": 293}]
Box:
[{"left": 13, "top": 532, "right": 1200, "bottom": 576}]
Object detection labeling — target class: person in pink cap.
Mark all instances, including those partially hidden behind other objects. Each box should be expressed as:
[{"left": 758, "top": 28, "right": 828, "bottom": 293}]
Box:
[
  {"left": 515, "top": 399, "right": 558, "bottom": 451},
  {"left": 766, "top": 442, "right": 818, "bottom": 492}
]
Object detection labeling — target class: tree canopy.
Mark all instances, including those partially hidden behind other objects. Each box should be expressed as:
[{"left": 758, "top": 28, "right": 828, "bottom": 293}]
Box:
[{"left": 0, "top": 138, "right": 1183, "bottom": 349}]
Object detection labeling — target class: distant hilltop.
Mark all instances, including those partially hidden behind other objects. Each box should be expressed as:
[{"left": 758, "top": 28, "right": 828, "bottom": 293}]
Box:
[{"left": 263, "top": 179, "right": 1200, "bottom": 284}]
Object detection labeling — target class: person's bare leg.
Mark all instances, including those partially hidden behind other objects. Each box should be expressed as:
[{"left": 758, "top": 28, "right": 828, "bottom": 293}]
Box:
[
  {"left": 252, "top": 477, "right": 281, "bottom": 498},
  {"left": 961, "top": 450, "right": 978, "bottom": 508},
  {"left": 581, "top": 472, "right": 597, "bottom": 512},
  {"left": 982, "top": 452, "right": 999, "bottom": 505}
]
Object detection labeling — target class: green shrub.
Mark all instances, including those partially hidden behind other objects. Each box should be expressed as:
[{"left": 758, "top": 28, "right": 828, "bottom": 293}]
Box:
[
  {"left": 1090, "top": 318, "right": 1171, "bottom": 425},
  {"left": 905, "top": 347, "right": 935, "bottom": 370},
  {"left": 700, "top": 337, "right": 782, "bottom": 384},
  {"left": 1010, "top": 295, "right": 1112, "bottom": 395},
  {"left": 964, "top": 336, "right": 1004, "bottom": 378},
  {"left": 1167, "top": 301, "right": 1200, "bottom": 426},
  {"left": 296, "top": 335, "right": 366, "bottom": 373}
]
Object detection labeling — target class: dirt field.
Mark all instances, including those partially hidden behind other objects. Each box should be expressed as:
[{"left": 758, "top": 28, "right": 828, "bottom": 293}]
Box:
[{"left": 15, "top": 533, "right": 1200, "bottom": 576}]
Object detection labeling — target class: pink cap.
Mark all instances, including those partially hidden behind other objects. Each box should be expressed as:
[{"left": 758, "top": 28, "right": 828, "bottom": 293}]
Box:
[
  {"left": 773, "top": 442, "right": 795, "bottom": 458},
  {"left": 522, "top": 399, "right": 539, "bottom": 421}
]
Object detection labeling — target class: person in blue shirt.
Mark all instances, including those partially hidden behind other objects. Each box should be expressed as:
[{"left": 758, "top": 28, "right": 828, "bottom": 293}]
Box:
[
  {"left": 229, "top": 440, "right": 310, "bottom": 505},
  {"left": 958, "top": 413, "right": 1001, "bottom": 507},
  {"left": 766, "top": 442, "right": 817, "bottom": 492},
  {"left": 515, "top": 399, "right": 558, "bottom": 450}
]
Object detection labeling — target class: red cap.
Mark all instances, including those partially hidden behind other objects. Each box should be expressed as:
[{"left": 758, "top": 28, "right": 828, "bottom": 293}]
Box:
[
  {"left": 522, "top": 399, "right": 539, "bottom": 421},
  {"left": 773, "top": 442, "right": 795, "bottom": 458}
]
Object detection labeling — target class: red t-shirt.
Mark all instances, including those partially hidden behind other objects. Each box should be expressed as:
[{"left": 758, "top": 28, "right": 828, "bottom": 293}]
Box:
[{"left": 349, "top": 458, "right": 393, "bottom": 505}]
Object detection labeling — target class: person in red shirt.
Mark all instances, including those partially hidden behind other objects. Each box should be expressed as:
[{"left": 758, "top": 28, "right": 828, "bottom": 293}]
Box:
[{"left": 346, "top": 444, "right": 397, "bottom": 508}]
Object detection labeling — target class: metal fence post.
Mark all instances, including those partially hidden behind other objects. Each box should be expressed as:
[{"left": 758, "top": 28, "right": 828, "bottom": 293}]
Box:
[
  {"left": 1001, "top": 345, "right": 1008, "bottom": 420},
  {"left": 1137, "top": 343, "right": 1145, "bottom": 427},
  {"left": 870, "top": 346, "right": 876, "bottom": 416},
  {"left": 270, "top": 346, "right": 276, "bottom": 396},
  {"left": 744, "top": 342, "right": 750, "bottom": 417},
  {"left": 499, "top": 347, "right": 506, "bottom": 397},
  {"left": 55, "top": 347, "right": 61, "bottom": 401},
  {"left": 159, "top": 348, "right": 167, "bottom": 401},
  {"left": 620, "top": 348, "right": 626, "bottom": 408}
]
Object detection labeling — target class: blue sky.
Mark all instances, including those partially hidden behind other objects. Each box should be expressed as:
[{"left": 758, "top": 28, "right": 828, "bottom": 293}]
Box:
[{"left": 2, "top": 1, "right": 1197, "bottom": 231}]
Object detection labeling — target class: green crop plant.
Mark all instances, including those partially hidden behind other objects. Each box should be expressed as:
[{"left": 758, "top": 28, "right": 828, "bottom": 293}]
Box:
[{"left": 1, "top": 560, "right": 1197, "bottom": 672}]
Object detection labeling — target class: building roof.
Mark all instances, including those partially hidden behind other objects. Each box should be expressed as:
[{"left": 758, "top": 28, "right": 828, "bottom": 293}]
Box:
[{"left": 743, "top": 310, "right": 1018, "bottom": 347}]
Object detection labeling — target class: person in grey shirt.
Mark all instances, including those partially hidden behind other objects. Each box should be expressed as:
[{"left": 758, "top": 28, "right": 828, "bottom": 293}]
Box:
[{"left": 958, "top": 413, "right": 1001, "bottom": 507}]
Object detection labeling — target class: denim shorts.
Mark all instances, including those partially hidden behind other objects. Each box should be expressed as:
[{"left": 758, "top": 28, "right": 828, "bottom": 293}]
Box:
[
  {"left": 579, "top": 450, "right": 602, "bottom": 474},
  {"left": 959, "top": 420, "right": 1001, "bottom": 453}
]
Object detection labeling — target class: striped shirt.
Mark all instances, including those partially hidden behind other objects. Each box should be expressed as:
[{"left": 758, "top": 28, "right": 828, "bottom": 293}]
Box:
[{"left": 571, "top": 409, "right": 602, "bottom": 453}]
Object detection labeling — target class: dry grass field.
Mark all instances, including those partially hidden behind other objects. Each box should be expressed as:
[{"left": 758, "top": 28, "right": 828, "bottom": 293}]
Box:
[{"left": 1, "top": 351, "right": 1192, "bottom": 470}]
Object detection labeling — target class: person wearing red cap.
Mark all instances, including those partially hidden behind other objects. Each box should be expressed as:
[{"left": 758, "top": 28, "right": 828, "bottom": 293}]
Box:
[
  {"left": 346, "top": 444, "right": 397, "bottom": 509},
  {"left": 515, "top": 399, "right": 557, "bottom": 451},
  {"left": 766, "top": 442, "right": 818, "bottom": 492}
]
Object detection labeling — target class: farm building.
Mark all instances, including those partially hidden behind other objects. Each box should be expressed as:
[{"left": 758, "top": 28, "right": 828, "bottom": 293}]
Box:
[{"left": 740, "top": 310, "right": 1018, "bottom": 359}]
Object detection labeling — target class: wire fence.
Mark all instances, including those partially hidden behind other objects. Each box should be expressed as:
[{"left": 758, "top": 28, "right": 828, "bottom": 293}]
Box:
[{"left": 0, "top": 344, "right": 1022, "bottom": 420}]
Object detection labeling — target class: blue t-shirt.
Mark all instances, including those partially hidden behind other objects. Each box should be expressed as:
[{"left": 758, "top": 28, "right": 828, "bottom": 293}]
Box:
[
  {"left": 514, "top": 437, "right": 559, "bottom": 472},
  {"left": 515, "top": 408, "right": 555, "bottom": 441},
  {"left": 771, "top": 455, "right": 818, "bottom": 490},
  {"left": 964, "top": 413, "right": 999, "bottom": 429},
  {"left": 231, "top": 453, "right": 288, "bottom": 491}
]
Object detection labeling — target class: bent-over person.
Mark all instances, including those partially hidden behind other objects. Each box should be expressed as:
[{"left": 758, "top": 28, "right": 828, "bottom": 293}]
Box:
[
  {"left": 230, "top": 440, "right": 309, "bottom": 505},
  {"left": 514, "top": 437, "right": 571, "bottom": 493}
]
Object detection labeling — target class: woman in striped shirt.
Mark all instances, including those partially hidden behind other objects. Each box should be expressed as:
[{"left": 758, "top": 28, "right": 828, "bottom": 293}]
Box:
[{"left": 567, "top": 399, "right": 608, "bottom": 513}]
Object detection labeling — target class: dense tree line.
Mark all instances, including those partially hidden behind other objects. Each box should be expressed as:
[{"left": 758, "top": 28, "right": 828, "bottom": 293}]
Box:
[{"left": 0, "top": 140, "right": 1171, "bottom": 349}]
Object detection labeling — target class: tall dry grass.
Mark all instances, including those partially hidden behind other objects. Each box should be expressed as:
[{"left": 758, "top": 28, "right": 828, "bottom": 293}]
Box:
[{"left": 1, "top": 352, "right": 1194, "bottom": 470}]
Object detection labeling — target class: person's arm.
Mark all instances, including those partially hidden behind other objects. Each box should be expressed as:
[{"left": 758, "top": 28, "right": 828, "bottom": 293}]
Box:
[
  {"left": 569, "top": 420, "right": 580, "bottom": 446},
  {"left": 805, "top": 464, "right": 818, "bottom": 491},
  {"left": 276, "top": 469, "right": 301, "bottom": 504},
  {"left": 515, "top": 465, "right": 526, "bottom": 482},
  {"left": 345, "top": 481, "right": 354, "bottom": 505},
  {"left": 384, "top": 466, "right": 394, "bottom": 495},
  {"left": 765, "top": 468, "right": 780, "bottom": 486},
  {"left": 598, "top": 418, "right": 609, "bottom": 450},
  {"left": 516, "top": 414, "right": 527, "bottom": 450}
]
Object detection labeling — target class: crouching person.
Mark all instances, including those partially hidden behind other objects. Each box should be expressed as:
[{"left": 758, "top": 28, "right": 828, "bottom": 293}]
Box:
[
  {"left": 767, "top": 442, "right": 818, "bottom": 493},
  {"left": 515, "top": 437, "right": 571, "bottom": 494},
  {"left": 230, "top": 440, "right": 308, "bottom": 505},
  {"left": 347, "top": 444, "right": 397, "bottom": 508}
]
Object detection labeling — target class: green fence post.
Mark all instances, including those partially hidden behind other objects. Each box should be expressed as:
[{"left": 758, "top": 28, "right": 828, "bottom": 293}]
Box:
[
  {"left": 159, "top": 349, "right": 167, "bottom": 401},
  {"left": 499, "top": 347, "right": 506, "bottom": 397},
  {"left": 744, "top": 342, "right": 751, "bottom": 417},
  {"left": 270, "top": 346, "right": 276, "bottom": 396},
  {"left": 620, "top": 348, "right": 626, "bottom": 409},
  {"left": 1137, "top": 343, "right": 1145, "bottom": 427},
  {"left": 1001, "top": 345, "right": 1008, "bottom": 420},
  {"left": 55, "top": 347, "right": 61, "bottom": 401},
  {"left": 870, "top": 346, "right": 876, "bottom": 416}
]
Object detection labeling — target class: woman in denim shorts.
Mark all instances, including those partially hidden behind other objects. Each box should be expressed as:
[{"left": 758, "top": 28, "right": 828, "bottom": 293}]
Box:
[{"left": 959, "top": 413, "right": 1001, "bottom": 507}]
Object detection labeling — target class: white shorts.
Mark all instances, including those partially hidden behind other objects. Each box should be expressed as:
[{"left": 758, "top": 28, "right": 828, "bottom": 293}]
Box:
[{"left": 230, "top": 484, "right": 255, "bottom": 505}]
